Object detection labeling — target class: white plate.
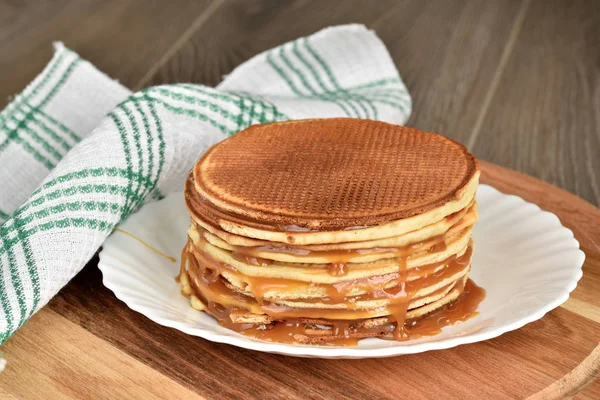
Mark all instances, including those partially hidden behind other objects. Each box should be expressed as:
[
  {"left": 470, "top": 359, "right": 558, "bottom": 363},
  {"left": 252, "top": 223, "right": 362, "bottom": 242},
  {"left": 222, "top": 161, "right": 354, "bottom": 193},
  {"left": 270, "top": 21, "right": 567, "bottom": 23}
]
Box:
[{"left": 98, "top": 184, "right": 584, "bottom": 359}]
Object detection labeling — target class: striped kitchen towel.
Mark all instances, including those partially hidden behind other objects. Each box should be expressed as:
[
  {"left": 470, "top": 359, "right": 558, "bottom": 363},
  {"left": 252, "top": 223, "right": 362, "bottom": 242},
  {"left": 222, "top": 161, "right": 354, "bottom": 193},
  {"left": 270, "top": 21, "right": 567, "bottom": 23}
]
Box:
[{"left": 0, "top": 24, "right": 411, "bottom": 344}]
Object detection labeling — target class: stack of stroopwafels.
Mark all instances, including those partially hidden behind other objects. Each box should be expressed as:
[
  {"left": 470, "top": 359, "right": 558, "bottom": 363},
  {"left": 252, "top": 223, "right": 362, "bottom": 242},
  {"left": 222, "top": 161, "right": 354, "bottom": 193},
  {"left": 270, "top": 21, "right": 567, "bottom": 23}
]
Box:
[{"left": 179, "top": 118, "right": 481, "bottom": 345}]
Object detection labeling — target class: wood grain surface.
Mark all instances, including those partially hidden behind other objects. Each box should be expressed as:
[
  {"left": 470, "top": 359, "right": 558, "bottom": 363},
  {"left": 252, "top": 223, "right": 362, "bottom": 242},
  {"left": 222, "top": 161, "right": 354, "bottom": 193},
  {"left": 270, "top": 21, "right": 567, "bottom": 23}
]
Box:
[
  {"left": 472, "top": 0, "right": 600, "bottom": 207},
  {"left": 0, "top": 309, "right": 200, "bottom": 400},
  {"left": 0, "top": 0, "right": 598, "bottom": 204},
  {"left": 1, "top": 0, "right": 600, "bottom": 399},
  {"left": 0, "top": 0, "right": 213, "bottom": 107}
]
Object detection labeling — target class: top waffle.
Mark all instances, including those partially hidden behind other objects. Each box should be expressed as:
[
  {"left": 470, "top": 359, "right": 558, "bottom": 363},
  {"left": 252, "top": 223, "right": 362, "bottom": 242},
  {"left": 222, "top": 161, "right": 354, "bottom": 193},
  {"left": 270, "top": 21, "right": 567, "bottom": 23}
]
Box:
[{"left": 192, "top": 118, "right": 479, "bottom": 233}]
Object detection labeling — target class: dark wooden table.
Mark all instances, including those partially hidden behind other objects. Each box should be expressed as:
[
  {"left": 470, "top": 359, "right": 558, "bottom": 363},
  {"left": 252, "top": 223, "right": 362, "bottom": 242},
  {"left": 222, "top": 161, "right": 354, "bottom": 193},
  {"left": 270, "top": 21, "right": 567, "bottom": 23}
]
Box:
[
  {"left": 2, "top": 0, "right": 599, "bottom": 206},
  {"left": 1, "top": 1, "right": 599, "bottom": 399}
]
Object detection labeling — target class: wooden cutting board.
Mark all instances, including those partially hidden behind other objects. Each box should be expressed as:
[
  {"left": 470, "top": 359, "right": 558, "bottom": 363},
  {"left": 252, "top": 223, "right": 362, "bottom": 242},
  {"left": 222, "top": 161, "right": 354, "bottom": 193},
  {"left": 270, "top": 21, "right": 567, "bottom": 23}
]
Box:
[{"left": 1, "top": 161, "right": 599, "bottom": 400}]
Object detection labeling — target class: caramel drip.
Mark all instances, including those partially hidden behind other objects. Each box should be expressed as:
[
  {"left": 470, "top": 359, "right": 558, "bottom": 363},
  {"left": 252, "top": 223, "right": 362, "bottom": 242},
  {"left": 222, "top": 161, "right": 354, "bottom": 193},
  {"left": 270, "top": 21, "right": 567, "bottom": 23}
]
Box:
[
  {"left": 224, "top": 280, "right": 484, "bottom": 345},
  {"left": 402, "top": 279, "right": 485, "bottom": 339},
  {"left": 184, "top": 242, "right": 473, "bottom": 321},
  {"left": 243, "top": 320, "right": 310, "bottom": 343},
  {"left": 185, "top": 255, "right": 483, "bottom": 346},
  {"left": 175, "top": 239, "right": 190, "bottom": 284},
  {"left": 256, "top": 281, "right": 459, "bottom": 321},
  {"left": 317, "top": 246, "right": 471, "bottom": 305},
  {"left": 388, "top": 256, "right": 411, "bottom": 339},
  {"left": 329, "top": 263, "right": 348, "bottom": 277},
  {"left": 288, "top": 281, "right": 455, "bottom": 306},
  {"left": 177, "top": 201, "right": 484, "bottom": 346},
  {"left": 428, "top": 240, "right": 448, "bottom": 254},
  {"left": 194, "top": 200, "right": 478, "bottom": 283},
  {"left": 187, "top": 242, "right": 471, "bottom": 308},
  {"left": 115, "top": 228, "right": 176, "bottom": 263},
  {"left": 191, "top": 247, "right": 302, "bottom": 303},
  {"left": 200, "top": 225, "right": 455, "bottom": 284},
  {"left": 232, "top": 319, "right": 378, "bottom": 346},
  {"left": 186, "top": 253, "right": 255, "bottom": 307},
  {"left": 385, "top": 246, "right": 471, "bottom": 341}
]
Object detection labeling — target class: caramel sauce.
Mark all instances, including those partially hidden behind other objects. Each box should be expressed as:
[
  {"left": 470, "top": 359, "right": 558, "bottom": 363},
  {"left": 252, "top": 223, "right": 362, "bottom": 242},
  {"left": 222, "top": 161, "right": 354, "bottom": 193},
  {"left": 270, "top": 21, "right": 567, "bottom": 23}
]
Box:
[
  {"left": 428, "top": 240, "right": 448, "bottom": 254},
  {"left": 394, "top": 279, "right": 486, "bottom": 340},
  {"left": 443, "top": 198, "right": 476, "bottom": 223},
  {"left": 187, "top": 255, "right": 259, "bottom": 310},
  {"left": 209, "top": 228, "right": 451, "bottom": 288},
  {"left": 175, "top": 240, "right": 190, "bottom": 284},
  {"left": 243, "top": 320, "right": 309, "bottom": 343},
  {"left": 225, "top": 279, "right": 484, "bottom": 345},
  {"left": 115, "top": 228, "right": 176, "bottom": 263},
  {"left": 190, "top": 247, "right": 307, "bottom": 303},
  {"left": 388, "top": 257, "right": 410, "bottom": 340},
  {"left": 195, "top": 201, "right": 477, "bottom": 285},
  {"left": 329, "top": 263, "right": 348, "bottom": 276},
  {"left": 259, "top": 302, "right": 388, "bottom": 320},
  {"left": 184, "top": 239, "right": 473, "bottom": 320},
  {"left": 177, "top": 205, "right": 484, "bottom": 346},
  {"left": 187, "top": 240, "right": 471, "bottom": 310},
  {"left": 298, "top": 281, "right": 455, "bottom": 306},
  {"left": 317, "top": 246, "right": 472, "bottom": 306},
  {"left": 233, "top": 319, "right": 369, "bottom": 346}
]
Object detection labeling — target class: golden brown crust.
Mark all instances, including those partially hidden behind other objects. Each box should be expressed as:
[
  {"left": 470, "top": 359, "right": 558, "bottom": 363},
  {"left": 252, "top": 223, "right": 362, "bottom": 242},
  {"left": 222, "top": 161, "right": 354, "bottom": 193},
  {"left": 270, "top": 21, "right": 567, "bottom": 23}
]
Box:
[{"left": 192, "top": 118, "right": 479, "bottom": 231}]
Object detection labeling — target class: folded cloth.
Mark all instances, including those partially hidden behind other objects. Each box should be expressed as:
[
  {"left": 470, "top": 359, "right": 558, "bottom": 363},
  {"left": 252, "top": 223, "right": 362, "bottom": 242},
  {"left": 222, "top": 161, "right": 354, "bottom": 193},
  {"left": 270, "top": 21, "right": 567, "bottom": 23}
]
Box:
[{"left": 0, "top": 24, "right": 411, "bottom": 344}]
